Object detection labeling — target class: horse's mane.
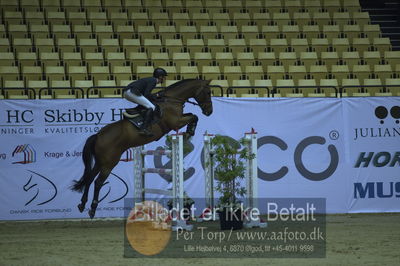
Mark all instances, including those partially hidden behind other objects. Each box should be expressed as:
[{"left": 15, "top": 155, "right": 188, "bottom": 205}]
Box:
[{"left": 164, "top": 79, "right": 203, "bottom": 91}]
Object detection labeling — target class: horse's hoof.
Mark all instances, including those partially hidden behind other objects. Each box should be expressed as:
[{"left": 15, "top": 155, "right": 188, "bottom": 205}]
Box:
[
  {"left": 89, "top": 209, "right": 96, "bottom": 219},
  {"left": 78, "top": 203, "right": 85, "bottom": 213}
]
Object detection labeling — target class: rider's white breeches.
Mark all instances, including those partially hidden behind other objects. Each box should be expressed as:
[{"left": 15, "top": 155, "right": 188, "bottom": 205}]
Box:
[{"left": 123, "top": 90, "right": 155, "bottom": 110}]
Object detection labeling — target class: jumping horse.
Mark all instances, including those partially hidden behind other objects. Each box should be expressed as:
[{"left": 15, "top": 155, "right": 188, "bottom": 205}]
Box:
[{"left": 71, "top": 79, "right": 213, "bottom": 218}]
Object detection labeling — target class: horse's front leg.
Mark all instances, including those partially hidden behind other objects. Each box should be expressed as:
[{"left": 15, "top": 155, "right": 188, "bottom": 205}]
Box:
[
  {"left": 175, "top": 113, "right": 198, "bottom": 137},
  {"left": 184, "top": 113, "right": 198, "bottom": 136}
]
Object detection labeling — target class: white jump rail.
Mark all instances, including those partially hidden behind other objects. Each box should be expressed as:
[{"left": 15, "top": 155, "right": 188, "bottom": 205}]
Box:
[{"left": 133, "top": 133, "right": 193, "bottom": 231}]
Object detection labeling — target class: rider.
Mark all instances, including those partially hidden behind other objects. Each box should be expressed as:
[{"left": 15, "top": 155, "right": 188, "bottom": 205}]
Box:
[{"left": 123, "top": 67, "right": 168, "bottom": 136}]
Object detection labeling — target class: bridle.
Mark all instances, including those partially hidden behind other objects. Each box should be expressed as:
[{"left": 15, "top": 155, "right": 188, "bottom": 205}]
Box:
[{"left": 189, "top": 84, "right": 212, "bottom": 108}]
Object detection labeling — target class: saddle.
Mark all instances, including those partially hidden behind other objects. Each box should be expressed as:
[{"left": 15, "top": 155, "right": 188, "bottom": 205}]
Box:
[{"left": 123, "top": 104, "right": 162, "bottom": 129}]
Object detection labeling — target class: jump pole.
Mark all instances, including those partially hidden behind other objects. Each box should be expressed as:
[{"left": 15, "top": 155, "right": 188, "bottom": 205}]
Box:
[
  {"left": 203, "top": 132, "right": 215, "bottom": 211},
  {"left": 243, "top": 129, "right": 267, "bottom": 228},
  {"left": 133, "top": 133, "right": 192, "bottom": 231}
]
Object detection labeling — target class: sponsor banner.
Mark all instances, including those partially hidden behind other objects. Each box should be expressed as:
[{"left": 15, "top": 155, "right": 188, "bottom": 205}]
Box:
[
  {"left": 0, "top": 97, "right": 399, "bottom": 220},
  {"left": 342, "top": 98, "right": 400, "bottom": 212},
  {"left": 192, "top": 98, "right": 348, "bottom": 213},
  {"left": 0, "top": 166, "right": 132, "bottom": 219}
]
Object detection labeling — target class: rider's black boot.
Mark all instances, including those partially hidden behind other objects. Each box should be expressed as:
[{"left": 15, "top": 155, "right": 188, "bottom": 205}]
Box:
[{"left": 139, "top": 108, "right": 154, "bottom": 137}]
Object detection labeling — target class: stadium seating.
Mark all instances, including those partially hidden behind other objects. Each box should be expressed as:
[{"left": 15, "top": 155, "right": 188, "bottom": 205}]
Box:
[{"left": 0, "top": 0, "right": 399, "bottom": 98}]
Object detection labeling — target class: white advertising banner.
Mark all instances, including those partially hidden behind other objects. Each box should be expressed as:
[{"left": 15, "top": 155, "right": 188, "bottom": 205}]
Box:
[
  {"left": 0, "top": 97, "right": 399, "bottom": 220},
  {"left": 342, "top": 97, "right": 400, "bottom": 212},
  {"left": 0, "top": 99, "right": 135, "bottom": 220}
]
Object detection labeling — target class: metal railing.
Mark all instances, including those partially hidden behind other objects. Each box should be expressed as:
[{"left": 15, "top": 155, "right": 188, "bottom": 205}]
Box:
[
  {"left": 87, "top": 85, "right": 224, "bottom": 98},
  {"left": 1, "top": 84, "right": 399, "bottom": 99},
  {"left": 86, "top": 86, "right": 126, "bottom": 98},
  {"left": 272, "top": 86, "right": 339, "bottom": 97},
  {"left": 0, "top": 85, "right": 223, "bottom": 99},
  {"left": 156, "top": 84, "right": 224, "bottom": 97},
  {"left": 38, "top": 87, "right": 85, "bottom": 99},
  {"left": 227, "top": 86, "right": 271, "bottom": 97},
  {"left": 227, "top": 86, "right": 338, "bottom": 98},
  {"left": 1, "top": 87, "right": 36, "bottom": 99},
  {"left": 340, "top": 85, "right": 400, "bottom": 97}
]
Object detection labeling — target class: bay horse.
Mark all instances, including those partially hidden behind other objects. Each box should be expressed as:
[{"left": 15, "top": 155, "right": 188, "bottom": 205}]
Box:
[{"left": 71, "top": 79, "right": 213, "bottom": 218}]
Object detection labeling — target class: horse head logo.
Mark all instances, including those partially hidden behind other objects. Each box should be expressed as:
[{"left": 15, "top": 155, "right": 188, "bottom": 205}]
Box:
[
  {"left": 99, "top": 173, "right": 129, "bottom": 204},
  {"left": 23, "top": 170, "right": 57, "bottom": 206}
]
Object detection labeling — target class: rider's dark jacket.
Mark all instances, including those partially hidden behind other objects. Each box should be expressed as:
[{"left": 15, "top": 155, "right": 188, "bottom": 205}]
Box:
[{"left": 126, "top": 77, "right": 157, "bottom": 98}]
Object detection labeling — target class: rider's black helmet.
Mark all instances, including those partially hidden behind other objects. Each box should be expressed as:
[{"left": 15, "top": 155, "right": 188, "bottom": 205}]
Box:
[{"left": 153, "top": 68, "right": 168, "bottom": 78}]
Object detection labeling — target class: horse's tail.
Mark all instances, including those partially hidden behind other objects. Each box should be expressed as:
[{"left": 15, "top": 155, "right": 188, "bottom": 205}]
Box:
[{"left": 71, "top": 134, "right": 98, "bottom": 193}]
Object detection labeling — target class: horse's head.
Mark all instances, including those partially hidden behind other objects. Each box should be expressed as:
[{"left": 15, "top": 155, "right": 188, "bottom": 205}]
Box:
[
  {"left": 193, "top": 79, "right": 213, "bottom": 116},
  {"left": 164, "top": 79, "right": 213, "bottom": 116}
]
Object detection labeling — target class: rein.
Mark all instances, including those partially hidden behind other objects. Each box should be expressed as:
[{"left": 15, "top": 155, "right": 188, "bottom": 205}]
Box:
[
  {"left": 186, "top": 100, "right": 199, "bottom": 106},
  {"left": 163, "top": 96, "right": 200, "bottom": 106},
  {"left": 162, "top": 84, "right": 210, "bottom": 107}
]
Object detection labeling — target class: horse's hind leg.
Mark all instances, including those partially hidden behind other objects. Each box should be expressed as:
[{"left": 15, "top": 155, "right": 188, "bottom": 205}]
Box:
[
  {"left": 88, "top": 167, "right": 112, "bottom": 219},
  {"left": 78, "top": 164, "right": 100, "bottom": 213}
]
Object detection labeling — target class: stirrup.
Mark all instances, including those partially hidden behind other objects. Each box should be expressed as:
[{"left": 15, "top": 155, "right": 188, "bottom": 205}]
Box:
[{"left": 123, "top": 111, "right": 140, "bottom": 118}]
